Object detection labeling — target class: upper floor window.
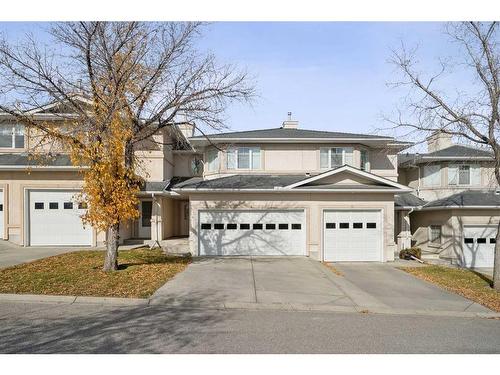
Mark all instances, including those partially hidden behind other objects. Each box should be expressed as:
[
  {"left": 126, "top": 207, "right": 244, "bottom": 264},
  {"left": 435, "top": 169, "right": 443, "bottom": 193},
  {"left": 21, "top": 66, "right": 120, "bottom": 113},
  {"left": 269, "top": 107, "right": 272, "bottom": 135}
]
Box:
[
  {"left": 0, "top": 124, "right": 24, "bottom": 149},
  {"left": 423, "top": 164, "right": 441, "bottom": 187},
  {"left": 360, "top": 149, "right": 369, "bottom": 171},
  {"left": 191, "top": 156, "right": 203, "bottom": 176},
  {"left": 448, "top": 164, "right": 480, "bottom": 186},
  {"left": 206, "top": 149, "right": 219, "bottom": 172},
  {"left": 320, "top": 147, "right": 353, "bottom": 169},
  {"left": 227, "top": 147, "right": 261, "bottom": 170}
]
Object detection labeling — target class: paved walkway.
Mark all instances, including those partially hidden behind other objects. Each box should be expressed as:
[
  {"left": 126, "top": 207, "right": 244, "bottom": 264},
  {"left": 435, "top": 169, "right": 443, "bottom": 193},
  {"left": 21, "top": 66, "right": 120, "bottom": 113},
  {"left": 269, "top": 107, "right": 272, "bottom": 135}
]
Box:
[
  {"left": 151, "top": 257, "right": 492, "bottom": 313},
  {"left": 0, "top": 241, "right": 95, "bottom": 269}
]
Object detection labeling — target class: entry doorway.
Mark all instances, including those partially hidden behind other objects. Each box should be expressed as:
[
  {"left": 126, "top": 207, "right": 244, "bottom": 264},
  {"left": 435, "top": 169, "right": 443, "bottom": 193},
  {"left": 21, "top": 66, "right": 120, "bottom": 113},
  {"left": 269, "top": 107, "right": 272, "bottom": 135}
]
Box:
[{"left": 138, "top": 200, "right": 152, "bottom": 238}]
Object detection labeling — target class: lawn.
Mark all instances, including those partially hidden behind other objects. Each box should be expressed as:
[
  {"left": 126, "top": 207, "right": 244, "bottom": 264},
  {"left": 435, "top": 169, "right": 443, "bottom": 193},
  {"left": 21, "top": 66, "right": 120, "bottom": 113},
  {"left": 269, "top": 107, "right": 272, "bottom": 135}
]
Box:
[
  {"left": 0, "top": 248, "right": 191, "bottom": 298},
  {"left": 400, "top": 265, "right": 500, "bottom": 312}
]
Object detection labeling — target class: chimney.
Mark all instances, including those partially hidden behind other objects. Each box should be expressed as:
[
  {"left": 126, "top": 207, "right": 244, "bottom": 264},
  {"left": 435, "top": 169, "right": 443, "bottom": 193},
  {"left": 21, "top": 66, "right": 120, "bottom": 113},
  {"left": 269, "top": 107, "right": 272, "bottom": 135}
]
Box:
[
  {"left": 426, "top": 130, "right": 453, "bottom": 153},
  {"left": 282, "top": 111, "right": 299, "bottom": 129},
  {"left": 176, "top": 122, "right": 195, "bottom": 139}
]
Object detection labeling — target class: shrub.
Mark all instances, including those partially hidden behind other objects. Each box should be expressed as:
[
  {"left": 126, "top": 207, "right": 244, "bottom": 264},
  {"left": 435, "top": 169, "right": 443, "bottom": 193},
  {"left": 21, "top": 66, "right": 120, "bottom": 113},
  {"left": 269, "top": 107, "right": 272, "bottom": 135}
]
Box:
[{"left": 400, "top": 247, "right": 422, "bottom": 260}]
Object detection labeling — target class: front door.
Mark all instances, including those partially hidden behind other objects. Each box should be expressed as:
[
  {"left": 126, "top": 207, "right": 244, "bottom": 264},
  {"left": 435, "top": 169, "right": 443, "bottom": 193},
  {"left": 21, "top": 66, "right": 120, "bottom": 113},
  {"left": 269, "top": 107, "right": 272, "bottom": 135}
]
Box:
[
  {"left": 180, "top": 201, "right": 189, "bottom": 236},
  {"left": 138, "top": 200, "right": 152, "bottom": 238}
]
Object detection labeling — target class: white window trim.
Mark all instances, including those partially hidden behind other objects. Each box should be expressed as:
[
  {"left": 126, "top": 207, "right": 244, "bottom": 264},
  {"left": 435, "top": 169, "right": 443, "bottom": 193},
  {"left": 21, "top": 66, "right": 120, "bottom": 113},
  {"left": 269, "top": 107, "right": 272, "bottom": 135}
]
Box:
[
  {"left": 227, "top": 147, "right": 261, "bottom": 170},
  {"left": 360, "top": 149, "right": 370, "bottom": 171},
  {"left": 448, "top": 163, "right": 480, "bottom": 187},
  {"left": 320, "top": 147, "right": 353, "bottom": 169},
  {"left": 0, "top": 123, "right": 25, "bottom": 149},
  {"left": 429, "top": 225, "right": 442, "bottom": 247},
  {"left": 423, "top": 164, "right": 442, "bottom": 187},
  {"left": 206, "top": 149, "right": 219, "bottom": 172}
]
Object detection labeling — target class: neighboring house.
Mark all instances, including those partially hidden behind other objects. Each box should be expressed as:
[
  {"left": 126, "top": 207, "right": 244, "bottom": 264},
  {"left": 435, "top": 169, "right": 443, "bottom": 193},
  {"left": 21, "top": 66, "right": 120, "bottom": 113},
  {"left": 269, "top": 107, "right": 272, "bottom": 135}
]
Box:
[{"left": 396, "top": 132, "right": 500, "bottom": 268}]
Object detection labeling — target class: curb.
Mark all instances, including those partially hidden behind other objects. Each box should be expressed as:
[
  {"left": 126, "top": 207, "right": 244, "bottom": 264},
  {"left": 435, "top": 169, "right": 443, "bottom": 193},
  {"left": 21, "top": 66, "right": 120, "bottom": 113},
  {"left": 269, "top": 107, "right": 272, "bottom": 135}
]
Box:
[{"left": 0, "top": 293, "right": 149, "bottom": 306}]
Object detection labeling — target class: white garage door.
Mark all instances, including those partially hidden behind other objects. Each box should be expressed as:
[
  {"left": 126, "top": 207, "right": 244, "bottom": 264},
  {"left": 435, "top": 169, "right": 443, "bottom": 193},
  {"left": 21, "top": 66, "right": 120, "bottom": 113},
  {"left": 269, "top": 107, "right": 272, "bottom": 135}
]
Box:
[
  {"left": 28, "top": 190, "right": 92, "bottom": 246},
  {"left": 323, "top": 210, "right": 382, "bottom": 262},
  {"left": 198, "top": 210, "right": 306, "bottom": 256},
  {"left": 462, "top": 226, "right": 496, "bottom": 268}
]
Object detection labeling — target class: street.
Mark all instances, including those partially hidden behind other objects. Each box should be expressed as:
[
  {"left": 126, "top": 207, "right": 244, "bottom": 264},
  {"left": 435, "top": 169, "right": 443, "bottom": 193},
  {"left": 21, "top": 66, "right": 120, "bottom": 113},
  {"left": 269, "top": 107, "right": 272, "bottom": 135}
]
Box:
[{"left": 1, "top": 301, "right": 499, "bottom": 353}]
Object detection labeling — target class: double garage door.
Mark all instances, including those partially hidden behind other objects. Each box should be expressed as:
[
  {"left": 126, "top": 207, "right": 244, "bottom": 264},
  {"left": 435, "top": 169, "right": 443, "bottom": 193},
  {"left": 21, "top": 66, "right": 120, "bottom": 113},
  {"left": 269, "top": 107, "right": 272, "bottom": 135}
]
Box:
[
  {"left": 462, "top": 226, "right": 496, "bottom": 268},
  {"left": 198, "top": 210, "right": 306, "bottom": 256},
  {"left": 198, "top": 208, "right": 383, "bottom": 261},
  {"left": 27, "top": 190, "right": 92, "bottom": 246}
]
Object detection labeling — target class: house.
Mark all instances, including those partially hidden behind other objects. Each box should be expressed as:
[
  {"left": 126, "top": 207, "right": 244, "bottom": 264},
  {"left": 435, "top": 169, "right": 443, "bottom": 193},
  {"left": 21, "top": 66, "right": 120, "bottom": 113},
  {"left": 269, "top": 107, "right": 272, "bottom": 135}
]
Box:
[
  {"left": 396, "top": 131, "right": 500, "bottom": 268},
  {"left": 0, "top": 99, "right": 498, "bottom": 267}
]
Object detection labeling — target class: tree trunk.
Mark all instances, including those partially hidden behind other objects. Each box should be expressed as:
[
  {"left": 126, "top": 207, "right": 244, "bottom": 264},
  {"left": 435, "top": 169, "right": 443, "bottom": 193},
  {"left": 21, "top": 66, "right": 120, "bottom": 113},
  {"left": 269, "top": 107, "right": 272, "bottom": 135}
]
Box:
[
  {"left": 493, "top": 221, "right": 500, "bottom": 291},
  {"left": 103, "top": 223, "right": 120, "bottom": 271}
]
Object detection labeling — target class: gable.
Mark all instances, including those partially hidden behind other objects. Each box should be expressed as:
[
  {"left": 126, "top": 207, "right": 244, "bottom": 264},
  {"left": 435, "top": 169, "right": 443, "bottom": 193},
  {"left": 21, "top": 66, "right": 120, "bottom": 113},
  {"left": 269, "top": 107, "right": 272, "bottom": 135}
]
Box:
[{"left": 304, "top": 171, "right": 380, "bottom": 187}]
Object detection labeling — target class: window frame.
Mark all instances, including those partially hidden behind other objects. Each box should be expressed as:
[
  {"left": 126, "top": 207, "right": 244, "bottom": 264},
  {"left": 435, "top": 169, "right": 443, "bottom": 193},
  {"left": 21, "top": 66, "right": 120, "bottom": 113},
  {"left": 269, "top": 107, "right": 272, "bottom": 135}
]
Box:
[
  {"left": 448, "top": 163, "right": 480, "bottom": 186},
  {"left": 429, "top": 225, "right": 442, "bottom": 246},
  {"left": 423, "top": 164, "right": 442, "bottom": 187},
  {"left": 0, "top": 123, "right": 25, "bottom": 149},
  {"left": 360, "top": 149, "right": 369, "bottom": 171},
  {"left": 226, "top": 147, "right": 261, "bottom": 170},
  {"left": 320, "top": 147, "right": 354, "bottom": 169},
  {"left": 206, "top": 149, "right": 220, "bottom": 172}
]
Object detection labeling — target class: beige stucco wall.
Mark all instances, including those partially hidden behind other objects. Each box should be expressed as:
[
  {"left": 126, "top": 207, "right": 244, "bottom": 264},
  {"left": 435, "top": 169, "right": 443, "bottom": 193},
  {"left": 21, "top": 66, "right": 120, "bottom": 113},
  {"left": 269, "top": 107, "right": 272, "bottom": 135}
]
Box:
[
  {"left": 410, "top": 208, "right": 500, "bottom": 263},
  {"left": 399, "top": 162, "right": 499, "bottom": 202},
  {"left": 201, "top": 144, "right": 399, "bottom": 180},
  {"left": 187, "top": 192, "right": 396, "bottom": 261},
  {"left": 0, "top": 170, "right": 105, "bottom": 246}
]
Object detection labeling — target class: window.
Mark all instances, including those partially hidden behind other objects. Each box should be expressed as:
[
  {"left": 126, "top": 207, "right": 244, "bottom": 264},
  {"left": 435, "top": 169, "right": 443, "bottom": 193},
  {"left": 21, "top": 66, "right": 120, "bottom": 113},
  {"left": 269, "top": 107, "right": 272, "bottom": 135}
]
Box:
[
  {"left": 0, "top": 204, "right": 3, "bottom": 211},
  {"left": 477, "top": 238, "right": 487, "bottom": 244},
  {"left": 49, "top": 202, "right": 59, "bottom": 210},
  {"left": 240, "top": 223, "right": 250, "bottom": 230},
  {"left": 226, "top": 223, "right": 237, "bottom": 230},
  {"left": 213, "top": 223, "right": 224, "bottom": 230},
  {"left": 423, "top": 165, "right": 441, "bottom": 187},
  {"left": 464, "top": 237, "right": 474, "bottom": 244},
  {"left": 78, "top": 202, "right": 88, "bottom": 209},
  {"left": 448, "top": 164, "right": 480, "bottom": 186},
  {"left": 226, "top": 147, "right": 261, "bottom": 170},
  {"left": 325, "top": 222, "right": 336, "bottom": 229},
  {"left": 353, "top": 223, "right": 363, "bottom": 229},
  {"left": 206, "top": 149, "right": 219, "bottom": 172},
  {"left": 191, "top": 157, "right": 203, "bottom": 176},
  {"left": 0, "top": 124, "right": 24, "bottom": 149},
  {"left": 34, "top": 202, "right": 44, "bottom": 210},
  {"left": 141, "top": 201, "right": 152, "bottom": 227},
  {"left": 320, "top": 147, "right": 354, "bottom": 169},
  {"left": 278, "top": 223, "right": 289, "bottom": 230},
  {"left": 201, "top": 223, "right": 211, "bottom": 230},
  {"left": 360, "top": 150, "right": 369, "bottom": 171},
  {"left": 291, "top": 223, "right": 301, "bottom": 230},
  {"left": 253, "top": 223, "right": 263, "bottom": 230},
  {"left": 63, "top": 202, "right": 73, "bottom": 209},
  {"left": 490, "top": 238, "right": 496, "bottom": 244},
  {"left": 429, "top": 225, "right": 442, "bottom": 245},
  {"left": 339, "top": 223, "right": 349, "bottom": 229},
  {"left": 366, "top": 222, "right": 377, "bottom": 229},
  {"left": 265, "top": 223, "right": 276, "bottom": 230}
]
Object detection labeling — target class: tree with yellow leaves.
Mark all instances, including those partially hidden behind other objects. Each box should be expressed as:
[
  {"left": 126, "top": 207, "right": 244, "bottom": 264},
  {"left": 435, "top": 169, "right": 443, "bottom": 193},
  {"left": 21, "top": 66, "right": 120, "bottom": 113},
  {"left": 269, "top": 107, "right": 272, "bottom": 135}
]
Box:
[{"left": 0, "top": 22, "right": 254, "bottom": 271}]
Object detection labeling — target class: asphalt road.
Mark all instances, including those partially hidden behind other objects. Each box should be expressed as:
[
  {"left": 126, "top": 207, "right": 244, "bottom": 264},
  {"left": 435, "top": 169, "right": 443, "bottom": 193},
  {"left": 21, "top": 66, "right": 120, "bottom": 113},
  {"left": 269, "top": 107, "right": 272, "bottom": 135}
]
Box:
[{"left": 0, "top": 301, "right": 499, "bottom": 353}]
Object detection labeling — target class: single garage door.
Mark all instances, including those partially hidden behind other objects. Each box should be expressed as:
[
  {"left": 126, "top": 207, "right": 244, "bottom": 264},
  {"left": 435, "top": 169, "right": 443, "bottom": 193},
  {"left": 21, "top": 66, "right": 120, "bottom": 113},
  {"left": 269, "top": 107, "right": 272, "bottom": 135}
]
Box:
[
  {"left": 463, "top": 226, "right": 496, "bottom": 268},
  {"left": 28, "top": 190, "right": 92, "bottom": 246},
  {"left": 198, "top": 210, "right": 306, "bottom": 256},
  {"left": 323, "top": 210, "right": 382, "bottom": 262}
]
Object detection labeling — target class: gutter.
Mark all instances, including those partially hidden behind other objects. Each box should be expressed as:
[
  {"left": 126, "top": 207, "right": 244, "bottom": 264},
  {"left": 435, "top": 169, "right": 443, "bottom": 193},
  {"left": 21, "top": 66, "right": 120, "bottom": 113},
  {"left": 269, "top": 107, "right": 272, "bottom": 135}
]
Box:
[
  {"left": 172, "top": 187, "right": 412, "bottom": 194},
  {"left": 0, "top": 165, "right": 85, "bottom": 171}
]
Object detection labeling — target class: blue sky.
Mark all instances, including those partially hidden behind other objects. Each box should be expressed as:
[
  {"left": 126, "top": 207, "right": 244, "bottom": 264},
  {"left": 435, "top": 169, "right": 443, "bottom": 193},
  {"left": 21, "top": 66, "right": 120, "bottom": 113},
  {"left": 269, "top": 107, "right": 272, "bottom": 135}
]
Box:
[{"left": 0, "top": 22, "right": 467, "bottom": 137}]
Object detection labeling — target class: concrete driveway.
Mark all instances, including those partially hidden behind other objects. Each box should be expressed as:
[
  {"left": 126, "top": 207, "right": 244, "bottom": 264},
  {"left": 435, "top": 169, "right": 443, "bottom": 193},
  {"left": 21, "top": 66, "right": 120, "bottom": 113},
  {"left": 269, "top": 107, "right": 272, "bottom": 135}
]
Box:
[{"left": 151, "top": 257, "right": 492, "bottom": 313}]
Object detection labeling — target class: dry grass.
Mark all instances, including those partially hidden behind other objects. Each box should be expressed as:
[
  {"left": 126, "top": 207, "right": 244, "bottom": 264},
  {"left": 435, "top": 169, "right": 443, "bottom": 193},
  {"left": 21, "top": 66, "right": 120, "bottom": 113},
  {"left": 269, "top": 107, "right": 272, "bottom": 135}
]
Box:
[
  {"left": 400, "top": 265, "right": 500, "bottom": 312},
  {"left": 0, "top": 248, "right": 191, "bottom": 298}
]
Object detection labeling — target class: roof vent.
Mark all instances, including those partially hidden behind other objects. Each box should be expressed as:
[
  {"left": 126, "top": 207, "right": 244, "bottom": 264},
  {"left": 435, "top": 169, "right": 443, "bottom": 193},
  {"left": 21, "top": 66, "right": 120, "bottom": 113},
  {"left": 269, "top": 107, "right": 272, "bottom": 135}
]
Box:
[
  {"left": 305, "top": 172, "right": 311, "bottom": 177},
  {"left": 282, "top": 112, "right": 299, "bottom": 129}
]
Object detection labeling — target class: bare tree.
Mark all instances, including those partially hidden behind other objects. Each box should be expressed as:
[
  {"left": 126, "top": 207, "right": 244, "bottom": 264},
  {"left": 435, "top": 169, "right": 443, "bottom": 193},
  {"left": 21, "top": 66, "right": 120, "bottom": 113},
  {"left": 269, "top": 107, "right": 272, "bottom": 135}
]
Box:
[
  {"left": 385, "top": 21, "right": 500, "bottom": 290},
  {"left": 0, "top": 22, "right": 254, "bottom": 271}
]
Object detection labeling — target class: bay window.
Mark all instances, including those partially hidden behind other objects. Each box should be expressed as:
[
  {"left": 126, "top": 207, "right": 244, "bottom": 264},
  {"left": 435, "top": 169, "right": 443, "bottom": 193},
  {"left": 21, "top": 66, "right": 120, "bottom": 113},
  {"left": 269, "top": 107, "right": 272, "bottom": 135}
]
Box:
[
  {"left": 0, "top": 124, "right": 25, "bottom": 149},
  {"left": 206, "top": 149, "right": 219, "bottom": 172},
  {"left": 320, "top": 147, "right": 354, "bottom": 169},
  {"left": 227, "top": 147, "right": 261, "bottom": 170}
]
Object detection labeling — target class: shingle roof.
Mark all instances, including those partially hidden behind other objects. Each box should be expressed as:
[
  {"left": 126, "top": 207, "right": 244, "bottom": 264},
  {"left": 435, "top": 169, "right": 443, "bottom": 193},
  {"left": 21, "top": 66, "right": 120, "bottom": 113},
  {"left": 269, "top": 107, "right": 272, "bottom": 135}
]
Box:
[
  {"left": 189, "top": 127, "right": 392, "bottom": 140},
  {"left": 172, "top": 174, "right": 309, "bottom": 190},
  {"left": 0, "top": 153, "right": 73, "bottom": 167},
  {"left": 395, "top": 193, "right": 427, "bottom": 208},
  {"left": 425, "top": 145, "right": 492, "bottom": 158},
  {"left": 423, "top": 190, "right": 500, "bottom": 208}
]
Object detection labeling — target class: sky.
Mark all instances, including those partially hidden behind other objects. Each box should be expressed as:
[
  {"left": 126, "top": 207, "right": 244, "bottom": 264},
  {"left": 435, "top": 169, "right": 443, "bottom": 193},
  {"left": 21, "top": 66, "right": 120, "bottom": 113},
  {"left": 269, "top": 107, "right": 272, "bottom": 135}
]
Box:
[{"left": 0, "top": 22, "right": 471, "bottom": 139}]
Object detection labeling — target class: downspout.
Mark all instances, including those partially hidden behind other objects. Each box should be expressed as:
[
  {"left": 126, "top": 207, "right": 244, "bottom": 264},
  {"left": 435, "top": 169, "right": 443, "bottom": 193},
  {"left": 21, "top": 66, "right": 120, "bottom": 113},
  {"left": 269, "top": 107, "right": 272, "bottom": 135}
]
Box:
[{"left": 151, "top": 193, "right": 162, "bottom": 249}]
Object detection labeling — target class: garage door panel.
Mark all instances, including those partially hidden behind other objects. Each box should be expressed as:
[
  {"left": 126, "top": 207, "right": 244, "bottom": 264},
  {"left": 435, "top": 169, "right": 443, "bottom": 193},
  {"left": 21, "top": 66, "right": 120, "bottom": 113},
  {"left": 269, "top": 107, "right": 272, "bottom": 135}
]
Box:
[
  {"left": 323, "top": 210, "right": 382, "bottom": 262},
  {"left": 463, "top": 226, "right": 496, "bottom": 268},
  {"left": 29, "top": 190, "right": 92, "bottom": 246},
  {"left": 198, "top": 210, "right": 305, "bottom": 256}
]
